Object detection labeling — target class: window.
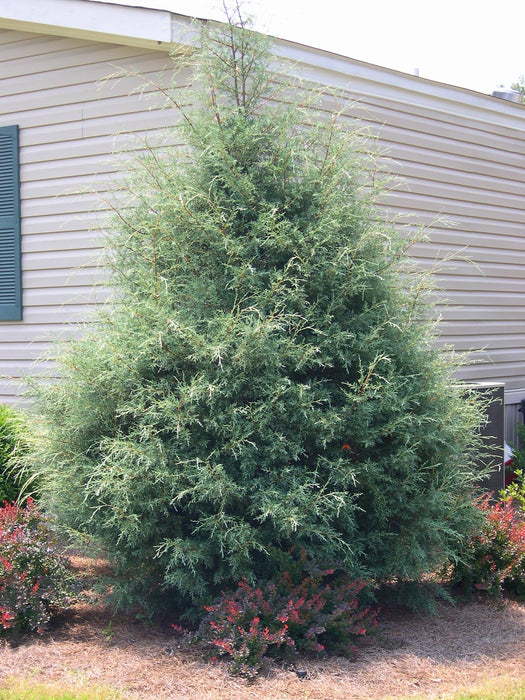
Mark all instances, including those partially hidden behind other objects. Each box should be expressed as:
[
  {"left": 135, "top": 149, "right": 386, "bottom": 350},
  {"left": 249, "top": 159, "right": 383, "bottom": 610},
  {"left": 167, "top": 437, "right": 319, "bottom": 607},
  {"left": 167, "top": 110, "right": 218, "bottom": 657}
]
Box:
[{"left": 0, "top": 125, "right": 21, "bottom": 321}]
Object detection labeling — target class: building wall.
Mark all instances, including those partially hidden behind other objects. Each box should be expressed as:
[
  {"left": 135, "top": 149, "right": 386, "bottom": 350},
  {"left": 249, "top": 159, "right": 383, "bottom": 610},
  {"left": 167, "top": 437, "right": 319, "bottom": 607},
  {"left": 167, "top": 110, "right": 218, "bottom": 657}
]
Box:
[
  {"left": 0, "top": 28, "right": 177, "bottom": 402},
  {"left": 286, "top": 44, "right": 525, "bottom": 410},
  {"left": 0, "top": 26, "right": 524, "bottom": 436}
]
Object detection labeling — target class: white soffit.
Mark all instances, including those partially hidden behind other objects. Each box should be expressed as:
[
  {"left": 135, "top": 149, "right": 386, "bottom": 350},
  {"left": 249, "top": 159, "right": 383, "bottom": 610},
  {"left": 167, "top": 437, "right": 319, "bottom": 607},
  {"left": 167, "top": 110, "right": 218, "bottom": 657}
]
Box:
[{"left": 0, "top": 0, "right": 179, "bottom": 50}]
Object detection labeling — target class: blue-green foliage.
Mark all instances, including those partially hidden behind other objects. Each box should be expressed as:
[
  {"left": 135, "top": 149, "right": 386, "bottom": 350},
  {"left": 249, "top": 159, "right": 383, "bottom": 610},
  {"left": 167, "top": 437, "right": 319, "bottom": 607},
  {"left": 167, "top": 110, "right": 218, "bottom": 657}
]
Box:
[{"left": 30, "top": 7, "right": 486, "bottom": 611}]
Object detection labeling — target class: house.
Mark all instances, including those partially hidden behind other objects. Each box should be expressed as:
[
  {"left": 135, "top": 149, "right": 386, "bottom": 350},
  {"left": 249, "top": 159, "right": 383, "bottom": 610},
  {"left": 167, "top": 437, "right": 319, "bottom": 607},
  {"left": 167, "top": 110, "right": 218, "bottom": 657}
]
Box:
[{"left": 0, "top": 0, "right": 524, "bottom": 443}]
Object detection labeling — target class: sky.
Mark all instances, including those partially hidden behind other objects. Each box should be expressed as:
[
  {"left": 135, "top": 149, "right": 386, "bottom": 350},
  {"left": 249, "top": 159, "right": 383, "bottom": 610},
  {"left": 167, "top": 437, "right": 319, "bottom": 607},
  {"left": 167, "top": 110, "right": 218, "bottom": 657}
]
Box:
[{"left": 98, "top": 0, "right": 525, "bottom": 96}]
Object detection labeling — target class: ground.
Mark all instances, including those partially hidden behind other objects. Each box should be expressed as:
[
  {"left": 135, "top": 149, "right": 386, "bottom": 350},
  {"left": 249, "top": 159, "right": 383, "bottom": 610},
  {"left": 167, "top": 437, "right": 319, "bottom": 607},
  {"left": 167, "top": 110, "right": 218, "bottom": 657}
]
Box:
[{"left": 0, "top": 556, "right": 524, "bottom": 699}]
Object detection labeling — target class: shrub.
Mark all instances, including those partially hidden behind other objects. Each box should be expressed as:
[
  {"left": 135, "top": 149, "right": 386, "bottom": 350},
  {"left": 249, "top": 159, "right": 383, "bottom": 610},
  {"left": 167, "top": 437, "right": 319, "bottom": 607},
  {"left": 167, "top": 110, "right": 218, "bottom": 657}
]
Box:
[
  {"left": 503, "top": 421, "right": 525, "bottom": 511},
  {"left": 449, "top": 495, "right": 525, "bottom": 598},
  {"left": 0, "top": 405, "right": 28, "bottom": 503},
  {"left": 30, "top": 5, "right": 487, "bottom": 613},
  {"left": 197, "top": 557, "right": 378, "bottom": 678},
  {"left": 0, "top": 499, "right": 77, "bottom": 639}
]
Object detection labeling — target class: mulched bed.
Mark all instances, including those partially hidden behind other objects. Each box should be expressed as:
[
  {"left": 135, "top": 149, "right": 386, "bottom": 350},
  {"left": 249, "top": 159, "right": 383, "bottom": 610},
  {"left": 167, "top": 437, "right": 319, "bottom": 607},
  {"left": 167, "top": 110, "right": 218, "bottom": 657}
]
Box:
[{"left": 0, "top": 556, "right": 524, "bottom": 699}]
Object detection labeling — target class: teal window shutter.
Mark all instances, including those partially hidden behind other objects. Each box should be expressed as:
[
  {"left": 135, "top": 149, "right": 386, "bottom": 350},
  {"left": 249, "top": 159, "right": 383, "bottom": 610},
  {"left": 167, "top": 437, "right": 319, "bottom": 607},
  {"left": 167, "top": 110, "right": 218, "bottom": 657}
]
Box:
[{"left": 0, "top": 125, "right": 21, "bottom": 321}]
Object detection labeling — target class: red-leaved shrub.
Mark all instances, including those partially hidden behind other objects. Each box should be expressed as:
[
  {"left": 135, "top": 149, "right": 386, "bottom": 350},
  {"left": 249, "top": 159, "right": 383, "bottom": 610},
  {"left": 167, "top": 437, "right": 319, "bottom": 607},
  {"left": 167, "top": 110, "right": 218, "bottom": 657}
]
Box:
[
  {"left": 450, "top": 495, "right": 525, "bottom": 598},
  {"left": 197, "top": 563, "right": 378, "bottom": 678},
  {"left": 0, "top": 499, "right": 76, "bottom": 639}
]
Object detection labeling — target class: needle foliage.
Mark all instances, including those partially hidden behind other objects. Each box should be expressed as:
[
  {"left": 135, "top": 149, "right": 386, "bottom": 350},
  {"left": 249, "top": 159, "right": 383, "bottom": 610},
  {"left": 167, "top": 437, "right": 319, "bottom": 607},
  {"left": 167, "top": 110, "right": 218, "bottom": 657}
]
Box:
[{"left": 30, "top": 6, "right": 487, "bottom": 611}]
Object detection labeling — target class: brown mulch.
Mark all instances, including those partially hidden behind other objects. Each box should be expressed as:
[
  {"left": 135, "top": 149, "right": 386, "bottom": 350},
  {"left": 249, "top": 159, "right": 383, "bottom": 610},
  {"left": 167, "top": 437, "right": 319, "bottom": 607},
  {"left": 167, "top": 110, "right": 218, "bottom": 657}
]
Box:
[{"left": 0, "top": 556, "right": 524, "bottom": 699}]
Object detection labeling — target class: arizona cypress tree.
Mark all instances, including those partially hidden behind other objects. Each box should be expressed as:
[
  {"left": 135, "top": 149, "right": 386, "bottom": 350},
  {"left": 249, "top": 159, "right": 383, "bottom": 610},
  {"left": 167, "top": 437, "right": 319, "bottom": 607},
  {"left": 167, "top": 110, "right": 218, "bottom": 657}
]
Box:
[{"left": 31, "top": 8, "right": 486, "bottom": 610}]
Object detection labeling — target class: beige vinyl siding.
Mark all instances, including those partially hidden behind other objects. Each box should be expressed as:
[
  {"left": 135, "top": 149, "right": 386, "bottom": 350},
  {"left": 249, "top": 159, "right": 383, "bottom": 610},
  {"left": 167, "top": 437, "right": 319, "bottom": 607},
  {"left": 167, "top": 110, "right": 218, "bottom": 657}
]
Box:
[
  {"left": 0, "top": 29, "right": 175, "bottom": 402},
  {"left": 317, "top": 63, "right": 525, "bottom": 400},
  {"left": 0, "top": 23, "right": 524, "bottom": 410}
]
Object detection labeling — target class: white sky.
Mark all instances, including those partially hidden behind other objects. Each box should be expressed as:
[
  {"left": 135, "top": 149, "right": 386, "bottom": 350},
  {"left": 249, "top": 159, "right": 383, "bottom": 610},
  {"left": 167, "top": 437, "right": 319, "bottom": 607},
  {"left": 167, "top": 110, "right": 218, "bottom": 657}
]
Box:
[{"left": 100, "top": 0, "right": 525, "bottom": 95}]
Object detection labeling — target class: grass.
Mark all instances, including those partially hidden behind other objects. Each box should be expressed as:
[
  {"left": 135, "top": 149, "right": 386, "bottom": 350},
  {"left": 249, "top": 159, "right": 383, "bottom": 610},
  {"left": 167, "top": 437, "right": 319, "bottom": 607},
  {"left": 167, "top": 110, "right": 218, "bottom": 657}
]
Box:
[
  {"left": 402, "top": 678, "right": 525, "bottom": 700},
  {"left": 0, "top": 678, "right": 122, "bottom": 700},
  {"left": 2, "top": 677, "right": 525, "bottom": 700}
]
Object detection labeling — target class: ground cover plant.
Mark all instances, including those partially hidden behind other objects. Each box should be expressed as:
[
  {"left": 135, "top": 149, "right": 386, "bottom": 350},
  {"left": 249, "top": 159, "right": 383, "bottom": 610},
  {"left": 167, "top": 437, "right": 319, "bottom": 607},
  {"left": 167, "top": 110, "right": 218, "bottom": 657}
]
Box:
[
  {"left": 0, "top": 499, "right": 76, "bottom": 639},
  {"left": 29, "top": 2, "right": 488, "bottom": 620}
]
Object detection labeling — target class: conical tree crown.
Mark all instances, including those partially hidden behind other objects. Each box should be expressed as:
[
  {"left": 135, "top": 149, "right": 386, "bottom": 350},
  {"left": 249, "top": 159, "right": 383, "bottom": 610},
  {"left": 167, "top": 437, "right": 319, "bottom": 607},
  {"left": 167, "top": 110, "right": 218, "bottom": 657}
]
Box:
[{"left": 31, "top": 7, "right": 485, "bottom": 610}]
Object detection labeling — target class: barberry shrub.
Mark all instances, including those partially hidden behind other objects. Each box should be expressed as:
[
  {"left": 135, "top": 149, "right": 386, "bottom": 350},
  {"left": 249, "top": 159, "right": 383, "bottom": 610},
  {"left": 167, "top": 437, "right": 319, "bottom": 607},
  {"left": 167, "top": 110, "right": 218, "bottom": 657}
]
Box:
[
  {"left": 29, "top": 5, "right": 487, "bottom": 612},
  {"left": 0, "top": 499, "right": 76, "bottom": 639},
  {"left": 197, "top": 562, "right": 378, "bottom": 678},
  {"left": 449, "top": 495, "right": 525, "bottom": 598}
]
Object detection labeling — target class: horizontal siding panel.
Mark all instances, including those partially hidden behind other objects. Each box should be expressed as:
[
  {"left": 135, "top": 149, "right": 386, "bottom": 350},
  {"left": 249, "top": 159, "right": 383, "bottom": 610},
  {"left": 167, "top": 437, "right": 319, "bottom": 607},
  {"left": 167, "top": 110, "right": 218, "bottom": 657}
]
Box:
[
  {"left": 379, "top": 207, "right": 525, "bottom": 239},
  {"left": 81, "top": 88, "right": 186, "bottom": 122},
  {"left": 354, "top": 100, "right": 525, "bottom": 157},
  {"left": 23, "top": 286, "right": 111, "bottom": 306},
  {"left": 435, "top": 335, "right": 525, "bottom": 351},
  {"left": 22, "top": 231, "right": 104, "bottom": 253},
  {"left": 424, "top": 229, "right": 525, "bottom": 251},
  {"left": 23, "top": 267, "right": 107, "bottom": 288},
  {"left": 0, "top": 69, "right": 174, "bottom": 120},
  {"left": 21, "top": 305, "right": 99, "bottom": 324},
  {"left": 23, "top": 249, "right": 101, "bottom": 271},
  {"left": 397, "top": 178, "right": 525, "bottom": 212},
  {"left": 21, "top": 193, "right": 107, "bottom": 217},
  {"left": 2, "top": 54, "right": 174, "bottom": 101},
  {"left": 21, "top": 110, "right": 176, "bottom": 148},
  {"left": 443, "top": 291, "right": 525, "bottom": 307},
  {"left": 383, "top": 190, "right": 524, "bottom": 225},
  {"left": 3, "top": 44, "right": 155, "bottom": 83},
  {"left": 21, "top": 213, "right": 107, "bottom": 236},
  {"left": 6, "top": 44, "right": 153, "bottom": 79},
  {"left": 373, "top": 122, "right": 525, "bottom": 170},
  {"left": 387, "top": 145, "right": 525, "bottom": 188},
  {"left": 20, "top": 122, "right": 84, "bottom": 147},
  {"left": 428, "top": 262, "right": 525, "bottom": 280},
  {"left": 82, "top": 109, "right": 179, "bottom": 139},
  {"left": 22, "top": 156, "right": 118, "bottom": 182},
  {"left": 0, "top": 379, "right": 24, "bottom": 402},
  {"left": 0, "top": 34, "right": 85, "bottom": 60},
  {"left": 21, "top": 130, "right": 175, "bottom": 164},
  {"left": 0, "top": 29, "right": 50, "bottom": 44},
  {"left": 433, "top": 275, "right": 525, "bottom": 293},
  {"left": 21, "top": 172, "right": 119, "bottom": 199},
  {"left": 0, "top": 323, "right": 83, "bottom": 342},
  {"left": 437, "top": 306, "right": 525, "bottom": 321},
  {"left": 455, "top": 363, "right": 525, "bottom": 382},
  {"left": 465, "top": 348, "right": 525, "bottom": 364},
  {"left": 346, "top": 87, "right": 516, "bottom": 132},
  {"left": 0, "top": 359, "right": 54, "bottom": 376},
  {"left": 439, "top": 321, "right": 525, "bottom": 336},
  {"left": 0, "top": 342, "right": 49, "bottom": 361},
  {"left": 6, "top": 91, "right": 171, "bottom": 131},
  {"left": 411, "top": 243, "right": 525, "bottom": 266},
  {"left": 394, "top": 159, "right": 525, "bottom": 197}
]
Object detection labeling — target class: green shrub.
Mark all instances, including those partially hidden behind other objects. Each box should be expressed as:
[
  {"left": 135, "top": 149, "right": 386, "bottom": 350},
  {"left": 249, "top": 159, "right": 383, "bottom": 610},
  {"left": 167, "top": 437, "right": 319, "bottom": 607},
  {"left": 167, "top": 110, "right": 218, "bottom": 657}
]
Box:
[
  {"left": 30, "top": 6, "right": 487, "bottom": 613},
  {"left": 0, "top": 499, "right": 77, "bottom": 639},
  {"left": 449, "top": 494, "right": 525, "bottom": 598},
  {"left": 503, "top": 421, "right": 525, "bottom": 511},
  {"left": 0, "top": 405, "right": 28, "bottom": 503}
]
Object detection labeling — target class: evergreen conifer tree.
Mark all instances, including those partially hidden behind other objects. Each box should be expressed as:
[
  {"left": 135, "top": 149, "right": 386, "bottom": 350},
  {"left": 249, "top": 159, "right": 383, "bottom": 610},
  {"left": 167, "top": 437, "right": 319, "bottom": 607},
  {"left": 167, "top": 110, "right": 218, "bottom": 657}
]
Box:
[{"left": 31, "top": 6, "right": 486, "bottom": 610}]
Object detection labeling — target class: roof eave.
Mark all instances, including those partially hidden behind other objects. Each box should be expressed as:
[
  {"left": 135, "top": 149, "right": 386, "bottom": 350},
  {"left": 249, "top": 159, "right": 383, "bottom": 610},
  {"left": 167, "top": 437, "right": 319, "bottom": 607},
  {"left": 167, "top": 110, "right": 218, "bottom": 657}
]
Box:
[{"left": 0, "top": 0, "right": 198, "bottom": 51}]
